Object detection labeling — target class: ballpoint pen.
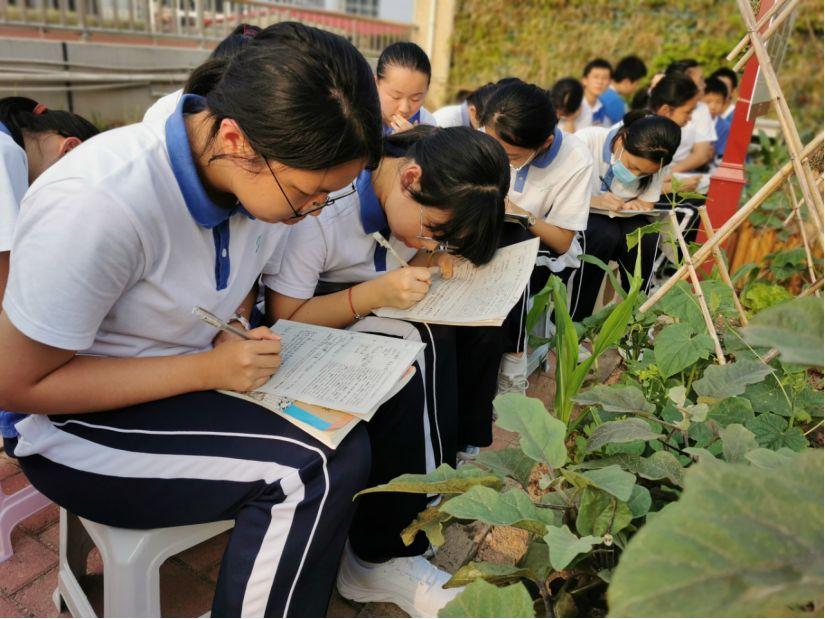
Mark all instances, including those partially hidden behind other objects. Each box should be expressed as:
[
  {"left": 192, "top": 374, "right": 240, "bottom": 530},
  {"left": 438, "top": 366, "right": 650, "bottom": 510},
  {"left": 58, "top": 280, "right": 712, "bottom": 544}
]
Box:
[{"left": 192, "top": 306, "right": 256, "bottom": 340}]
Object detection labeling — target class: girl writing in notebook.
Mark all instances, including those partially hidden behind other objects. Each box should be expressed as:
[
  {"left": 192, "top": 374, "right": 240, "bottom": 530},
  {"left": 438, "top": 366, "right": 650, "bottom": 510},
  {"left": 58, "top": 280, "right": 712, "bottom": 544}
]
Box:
[
  {"left": 572, "top": 112, "right": 682, "bottom": 320},
  {"left": 0, "top": 97, "right": 98, "bottom": 303},
  {"left": 0, "top": 23, "right": 382, "bottom": 618},
  {"left": 268, "top": 124, "right": 510, "bottom": 617}
]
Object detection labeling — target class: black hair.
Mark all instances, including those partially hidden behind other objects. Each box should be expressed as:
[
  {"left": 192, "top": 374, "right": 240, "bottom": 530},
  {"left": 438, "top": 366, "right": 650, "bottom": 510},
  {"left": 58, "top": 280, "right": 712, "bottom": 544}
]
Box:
[
  {"left": 665, "top": 58, "right": 700, "bottom": 76},
  {"left": 630, "top": 85, "right": 650, "bottom": 110},
  {"left": 480, "top": 81, "right": 557, "bottom": 150},
  {"left": 583, "top": 58, "right": 612, "bottom": 78},
  {"left": 710, "top": 67, "right": 738, "bottom": 90},
  {"left": 613, "top": 110, "right": 681, "bottom": 191},
  {"left": 465, "top": 82, "right": 498, "bottom": 117},
  {"left": 185, "top": 21, "right": 382, "bottom": 171},
  {"left": 613, "top": 55, "right": 648, "bottom": 83},
  {"left": 376, "top": 42, "right": 432, "bottom": 86},
  {"left": 648, "top": 73, "right": 699, "bottom": 112},
  {"left": 704, "top": 76, "right": 729, "bottom": 99},
  {"left": 382, "top": 124, "right": 508, "bottom": 265},
  {"left": 185, "top": 24, "right": 262, "bottom": 96},
  {"left": 550, "top": 77, "right": 584, "bottom": 116},
  {"left": 0, "top": 97, "right": 98, "bottom": 149}
]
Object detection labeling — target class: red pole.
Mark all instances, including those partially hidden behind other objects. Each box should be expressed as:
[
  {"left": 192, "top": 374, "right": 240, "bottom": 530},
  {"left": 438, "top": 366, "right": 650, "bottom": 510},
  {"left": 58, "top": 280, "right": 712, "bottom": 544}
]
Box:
[{"left": 699, "top": 0, "right": 776, "bottom": 254}]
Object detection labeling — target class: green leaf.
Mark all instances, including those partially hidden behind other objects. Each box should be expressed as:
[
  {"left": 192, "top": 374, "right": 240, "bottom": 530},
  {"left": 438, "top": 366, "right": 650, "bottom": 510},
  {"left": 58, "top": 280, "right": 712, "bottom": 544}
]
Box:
[
  {"left": 586, "top": 419, "right": 663, "bottom": 453},
  {"left": 439, "top": 579, "right": 536, "bottom": 618},
  {"left": 444, "top": 561, "right": 534, "bottom": 588},
  {"left": 576, "top": 488, "right": 633, "bottom": 536},
  {"left": 579, "top": 466, "right": 636, "bottom": 502},
  {"left": 518, "top": 540, "right": 551, "bottom": 583},
  {"left": 627, "top": 485, "right": 652, "bottom": 518},
  {"left": 741, "top": 297, "right": 824, "bottom": 367},
  {"left": 579, "top": 254, "right": 627, "bottom": 300},
  {"left": 693, "top": 359, "right": 773, "bottom": 401},
  {"left": 740, "top": 281, "right": 793, "bottom": 312},
  {"left": 636, "top": 451, "right": 685, "bottom": 487},
  {"left": 746, "top": 413, "right": 808, "bottom": 451},
  {"left": 719, "top": 423, "right": 758, "bottom": 463},
  {"left": 441, "top": 485, "right": 560, "bottom": 536},
  {"left": 707, "top": 396, "right": 755, "bottom": 427},
  {"left": 626, "top": 219, "right": 667, "bottom": 251},
  {"left": 572, "top": 384, "right": 655, "bottom": 414},
  {"left": 743, "top": 380, "right": 793, "bottom": 417},
  {"left": 493, "top": 394, "right": 568, "bottom": 468},
  {"left": 544, "top": 525, "right": 602, "bottom": 571},
  {"left": 683, "top": 446, "right": 718, "bottom": 463},
  {"left": 607, "top": 452, "right": 824, "bottom": 617},
  {"left": 400, "top": 506, "right": 452, "bottom": 547},
  {"left": 472, "top": 448, "right": 536, "bottom": 488},
  {"left": 356, "top": 463, "right": 501, "bottom": 497},
  {"left": 744, "top": 447, "right": 800, "bottom": 469},
  {"left": 654, "top": 323, "right": 715, "bottom": 378}
]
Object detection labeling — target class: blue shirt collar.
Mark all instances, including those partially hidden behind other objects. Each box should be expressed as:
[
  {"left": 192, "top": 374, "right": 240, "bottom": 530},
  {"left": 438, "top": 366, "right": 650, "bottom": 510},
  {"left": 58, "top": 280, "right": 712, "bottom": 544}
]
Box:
[
  {"left": 165, "top": 94, "right": 252, "bottom": 229},
  {"left": 530, "top": 127, "right": 564, "bottom": 169},
  {"left": 382, "top": 109, "right": 422, "bottom": 136},
  {"left": 356, "top": 169, "right": 388, "bottom": 233},
  {"left": 0, "top": 122, "right": 12, "bottom": 139},
  {"left": 602, "top": 126, "right": 619, "bottom": 166}
]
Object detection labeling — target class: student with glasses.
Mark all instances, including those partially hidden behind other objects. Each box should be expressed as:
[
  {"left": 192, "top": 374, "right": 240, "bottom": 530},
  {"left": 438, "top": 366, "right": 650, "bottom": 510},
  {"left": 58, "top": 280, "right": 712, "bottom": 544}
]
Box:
[
  {"left": 572, "top": 111, "right": 682, "bottom": 321},
  {"left": 0, "top": 23, "right": 383, "bottom": 617},
  {"left": 267, "top": 124, "right": 509, "bottom": 617}
]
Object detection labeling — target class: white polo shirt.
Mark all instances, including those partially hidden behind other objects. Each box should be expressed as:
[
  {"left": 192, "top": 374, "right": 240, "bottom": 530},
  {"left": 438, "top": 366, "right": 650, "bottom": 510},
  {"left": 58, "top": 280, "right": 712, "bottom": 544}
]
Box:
[
  {"left": 0, "top": 125, "right": 29, "bottom": 253},
  {"left": 574, "top": 96, "right": 609, "bottom": 131},
  {"left": 577, "top": 126, "right": 665, "bottom": 202},
  {"left": 4, "top": 94, "right": 290, "bottom": 357},
  {"left": 433, "top": 102, "right": 471, "bottom": 128},
  {"left": 508, "top": 127, "right": 593, "bottom": 271},
  {"left": 673, "top": 101, "right": 718, "bottom": 164},
  {"left": 270, "top": 169, "right": 416, "bottom": 300},
  {"left": 143, "top": 88, "right": 183, "bottom": 124}
]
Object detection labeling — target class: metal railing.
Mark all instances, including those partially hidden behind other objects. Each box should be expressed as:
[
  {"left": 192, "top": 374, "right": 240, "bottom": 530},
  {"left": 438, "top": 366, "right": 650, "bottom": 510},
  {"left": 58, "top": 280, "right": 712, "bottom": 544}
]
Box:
[{"left": 0, "top": 0, "right": 415, "bottom": 56}]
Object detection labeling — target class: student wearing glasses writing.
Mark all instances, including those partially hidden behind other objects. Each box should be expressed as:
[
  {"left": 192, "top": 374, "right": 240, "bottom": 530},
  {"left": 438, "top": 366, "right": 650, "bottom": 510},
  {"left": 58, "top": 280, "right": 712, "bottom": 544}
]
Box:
[{"left": 267, "top": 124, "right": 509, "bottom": 617}]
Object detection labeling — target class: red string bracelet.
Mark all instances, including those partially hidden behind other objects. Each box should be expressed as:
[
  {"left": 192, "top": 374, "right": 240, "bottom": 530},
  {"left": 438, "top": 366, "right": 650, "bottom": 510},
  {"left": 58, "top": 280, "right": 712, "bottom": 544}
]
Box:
[{"left": 348, "top": 287, "right": 364, "bottom": 320}]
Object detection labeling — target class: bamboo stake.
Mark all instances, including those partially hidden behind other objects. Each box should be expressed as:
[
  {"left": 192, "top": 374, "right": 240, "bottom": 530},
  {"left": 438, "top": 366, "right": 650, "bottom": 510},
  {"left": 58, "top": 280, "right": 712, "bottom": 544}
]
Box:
[
  {"left": 732, "top": 0, "right": 802, "bottom": 71},
  {"left": 734, "top": 0, "right": 825, "bottom": 226},
  {"left": 727, "top": 0, "right": 792, "bottom": 61},
  {"left": 784, "top": 180, "right": 818, "bottom": 283},
  {"left": 668, "top": 211, "right": 726, "bottom": 364},
  {"left": 697, "top": 206, "right": 749, "bottom": 324},
  {"left": 641, "top": 133, "right": 824, "bottom": 313}
]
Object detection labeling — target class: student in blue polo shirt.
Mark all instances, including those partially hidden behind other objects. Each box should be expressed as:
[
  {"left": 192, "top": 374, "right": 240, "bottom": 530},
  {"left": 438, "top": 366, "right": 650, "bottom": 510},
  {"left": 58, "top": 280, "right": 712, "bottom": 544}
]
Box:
[
  {"left": 269, "top": 124, "right": 509, "bottom": 616},
  {"left": 0, "top": 23, "right": 383, "bottom": 618},
  {"left": 576, "top": 58, "right": 613, "bottom": 130},
  {"left": 710, "top": 67, "right": 738, "bottom": 121},
  {"left": 0, "top": 97, "right": 97, "bottom": 304},
  {"left": 573, "top": 112, "right": 682, "bottom": 320},
  {"left": 600, "top": 55, "right": 648, "bottom": 125},
  {"left": 702, "top": 76, "right": 732, "bottom": 161},
  {"left": 376, "top": 42, "right": 437, "bottom": 134}
]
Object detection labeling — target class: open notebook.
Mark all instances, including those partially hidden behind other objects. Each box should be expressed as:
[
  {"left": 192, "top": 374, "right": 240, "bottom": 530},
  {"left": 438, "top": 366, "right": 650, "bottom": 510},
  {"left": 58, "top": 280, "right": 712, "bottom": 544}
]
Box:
[
  {"left": 590, "top": 207, "right": 671, "bottom": 219},
  {"left": 220, "top": 320, "right": 423, "bottom": 448},
  {"left": 374, "top": 237, "right": 540, "bottom": 327}
]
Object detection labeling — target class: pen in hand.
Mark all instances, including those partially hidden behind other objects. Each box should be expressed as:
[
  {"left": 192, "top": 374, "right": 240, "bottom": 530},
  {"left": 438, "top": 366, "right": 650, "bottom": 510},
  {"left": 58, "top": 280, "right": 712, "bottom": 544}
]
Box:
[
  {"left": 371, "top": 232, "right": 411, "bottom": 268},
  {"left": 193, "top": 306, "right": 257, "bottom": 341}
]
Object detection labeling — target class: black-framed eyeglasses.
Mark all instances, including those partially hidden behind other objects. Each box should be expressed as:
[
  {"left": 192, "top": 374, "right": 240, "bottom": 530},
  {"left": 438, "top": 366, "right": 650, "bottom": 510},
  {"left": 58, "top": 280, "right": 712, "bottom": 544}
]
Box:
[
  {"left": 415, "top": 204, "right": 458, "bottom": 254},
  {"left": 265, "top": 160, "right": 357, "bottom": 220}
]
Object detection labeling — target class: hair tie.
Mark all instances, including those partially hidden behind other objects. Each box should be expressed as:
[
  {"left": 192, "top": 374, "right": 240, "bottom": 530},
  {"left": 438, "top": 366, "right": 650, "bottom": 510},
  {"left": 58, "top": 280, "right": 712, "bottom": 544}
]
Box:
[
  {"left": 242, "top": 25, "right": 260, "bottom": 38},
  {"left": 33, "top": 103, "right": 48, "bottom": 115}
]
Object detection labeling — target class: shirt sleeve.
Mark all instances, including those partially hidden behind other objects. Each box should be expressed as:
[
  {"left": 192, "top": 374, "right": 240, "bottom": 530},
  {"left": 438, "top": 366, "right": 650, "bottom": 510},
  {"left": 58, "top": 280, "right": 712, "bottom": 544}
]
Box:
[
  {"left": 262, "top": 216, "right": 327, "bottom": 300},
  {"left": 693, "top": 104, "right": 718, "bottom": 143},
  {"left": 545, "top": 161, "right": 593, "bottom": 232},
  {"left": 0, "top": 141, "right": 29, "bottom": 252},
  {"left": 3, "top": 181, "right": 145, "bottom": 351},
  {"left": 639, "top": 170, "right": 666, "bottom": 203}
]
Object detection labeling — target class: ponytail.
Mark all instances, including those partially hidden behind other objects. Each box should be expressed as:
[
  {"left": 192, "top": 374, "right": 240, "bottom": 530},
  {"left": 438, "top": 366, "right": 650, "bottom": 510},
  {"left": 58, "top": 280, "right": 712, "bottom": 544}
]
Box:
[{"left": 0, "top": 97, "right": 98, "bottom": 149}]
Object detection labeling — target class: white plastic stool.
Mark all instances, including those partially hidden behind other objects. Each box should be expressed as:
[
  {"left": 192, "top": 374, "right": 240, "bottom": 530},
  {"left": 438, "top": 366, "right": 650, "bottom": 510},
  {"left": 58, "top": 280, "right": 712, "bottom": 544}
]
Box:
[
  {"left": 54, "top": 508, "right": 233, "bottom": 617},
  {"left": 0, "top": 479, "right": 52, "bottom": 562}
]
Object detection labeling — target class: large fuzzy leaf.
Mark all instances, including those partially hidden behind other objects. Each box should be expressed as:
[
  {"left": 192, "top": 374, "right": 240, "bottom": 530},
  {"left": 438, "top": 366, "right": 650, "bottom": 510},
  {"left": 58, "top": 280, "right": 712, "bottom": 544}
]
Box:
[
  {"left": 439, "top": 579, "right": 535, "bottom": 618},
  {"left": 608, "top": 452, "right": 824, "bottom": 617},
  {"left": 356, "top": 463, "right": 501, "bottom": 497},
  {"left": 653, "top": 323, "right": 715, "bottom": 378},
  {"left": 444, "top": 561, "right": 535, "bottom": 589},
  {"left": 440, "top": 485, "right": 560, "bottom": 536},
  {"left": 586, "top": 418, "right": 663, "bottom": 453},
  {"left": 472, "top": 448, "right": 536, "bottom": 488},
  {"left": 576, "top": 487, "right": 633, "bottom": 536},
  {"left": 493, "top": 394, "right": 567, "bottom": 468},
  {"left": 741, "top": 297, "right": 824, "bottom": 367},
  {"left": 572, "top": 384, "right": 655, "bottom": 414},
  {"left": 544, "top": 525, "right": 602, "bottom": 571},
  {"left": 693, "top": 359, "right": 773, "bottom": 401},
  {"left": 745, "top": 413, "right": 808, "bottom": 451}
]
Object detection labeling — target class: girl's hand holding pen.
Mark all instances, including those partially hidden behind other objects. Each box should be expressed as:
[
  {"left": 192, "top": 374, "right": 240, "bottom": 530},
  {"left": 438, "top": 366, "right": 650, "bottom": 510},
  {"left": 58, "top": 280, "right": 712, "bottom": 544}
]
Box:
[
  {"left": 378, "top": 267, "right": 432, "bottom": 309},
  {"left": 208, "top": 327, "right": 282, "bottom": 392}
]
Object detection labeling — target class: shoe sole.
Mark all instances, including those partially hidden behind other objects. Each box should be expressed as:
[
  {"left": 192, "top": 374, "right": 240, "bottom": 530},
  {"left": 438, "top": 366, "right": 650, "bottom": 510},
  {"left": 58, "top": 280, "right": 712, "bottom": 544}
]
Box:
[{"left": 337, "top": 565, "right": 423, "bottom": 618}]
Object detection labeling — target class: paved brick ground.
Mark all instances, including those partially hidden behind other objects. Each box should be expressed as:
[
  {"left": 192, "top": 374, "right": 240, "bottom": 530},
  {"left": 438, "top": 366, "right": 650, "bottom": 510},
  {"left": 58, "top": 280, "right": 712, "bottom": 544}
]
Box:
[{"left": 0, "top": 361, "right": 557, "bottom": 617}]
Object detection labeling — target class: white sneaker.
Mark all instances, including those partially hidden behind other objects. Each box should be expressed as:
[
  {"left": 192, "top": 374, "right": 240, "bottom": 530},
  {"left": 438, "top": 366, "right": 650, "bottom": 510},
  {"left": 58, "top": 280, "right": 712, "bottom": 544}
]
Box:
[
  {"left": 337, "top": 543, "right": 462, "bottom": 617},
  {"left": 457, "top": 444, "right": 481, "bottom": 464},
  {"left": 497, "top": 352, "right": 529, "bottom": 395}
]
